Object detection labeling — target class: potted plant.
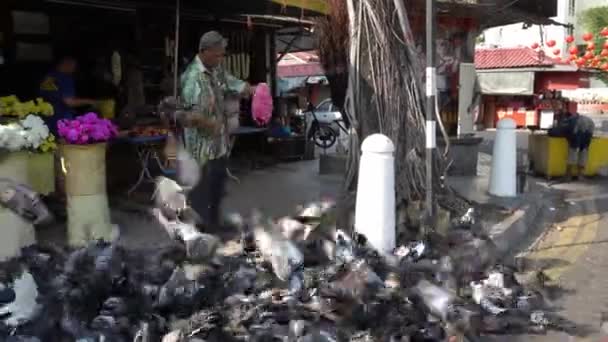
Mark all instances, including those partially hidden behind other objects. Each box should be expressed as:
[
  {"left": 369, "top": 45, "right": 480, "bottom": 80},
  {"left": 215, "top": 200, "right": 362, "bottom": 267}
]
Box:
[{"left": 57, "top": 112, "right": 118, "bottom": 246}]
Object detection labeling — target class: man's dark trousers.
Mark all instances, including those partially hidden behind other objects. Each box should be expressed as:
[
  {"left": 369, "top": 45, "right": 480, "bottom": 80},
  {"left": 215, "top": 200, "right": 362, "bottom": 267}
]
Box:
[{"left": 188, "top": 157, "right": 227, "bottom": 228}]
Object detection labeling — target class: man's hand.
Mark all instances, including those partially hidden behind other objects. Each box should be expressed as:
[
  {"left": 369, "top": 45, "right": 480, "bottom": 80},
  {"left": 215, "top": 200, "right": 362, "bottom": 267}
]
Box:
[
  {"left": 242, "top": 83, "right": 256, "bottom": 99},
  {"left": 64, "top": 97, "right": 98, "bottom": 108}
]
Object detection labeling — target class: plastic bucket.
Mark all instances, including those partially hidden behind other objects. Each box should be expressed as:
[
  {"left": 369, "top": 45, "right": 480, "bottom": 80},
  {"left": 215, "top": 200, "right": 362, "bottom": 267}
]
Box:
[
  {"left": 61, "top": 143, "right": 107, "bottom": 196},
  {"left": 0, "top": 151, "right": 29, "bottom": 184},
  {"left": 28, "top": 152, "right": 55, "bottom": 196},
  {"left": 60, "top": 143, "right": 113, "bottom": 246}
]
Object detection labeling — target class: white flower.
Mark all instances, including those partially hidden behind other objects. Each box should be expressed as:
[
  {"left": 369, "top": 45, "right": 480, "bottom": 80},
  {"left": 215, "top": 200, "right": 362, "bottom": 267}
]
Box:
[
  {"left": 0, "top": 123, "right": 28, "bottom": 151},
  {"left": 0, "top": 117, "right": 51, "bottom": 151},
  {"left": 20, "top": 115, "right": 49, "bottom": 148}
]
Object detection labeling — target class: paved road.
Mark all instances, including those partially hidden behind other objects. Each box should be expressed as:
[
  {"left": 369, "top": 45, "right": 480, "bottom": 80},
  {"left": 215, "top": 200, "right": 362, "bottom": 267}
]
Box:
[{"left": 487, "top": 180, "right": 608, "bottom": 342}]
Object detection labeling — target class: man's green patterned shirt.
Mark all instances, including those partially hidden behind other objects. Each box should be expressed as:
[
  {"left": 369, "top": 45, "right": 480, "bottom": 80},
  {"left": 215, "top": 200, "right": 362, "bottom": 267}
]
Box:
[{"left": 180, "top": 56, "right": 245, "bottom": 166}]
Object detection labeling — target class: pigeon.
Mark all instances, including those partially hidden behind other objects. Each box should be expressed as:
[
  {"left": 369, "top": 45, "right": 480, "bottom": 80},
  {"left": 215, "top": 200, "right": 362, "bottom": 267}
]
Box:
[
  {"left": 153, "top": 176, "right": 190, "bottom": 222},
  {"left": 153, "top": 208, "right": 219, "bottom": 263},
  {"left": 0, "top": 178, "right": 53, "bottom": 225},
  {"left": 412, "top": 279, "right": 457, "bottom": 322},
  {"left": 250, "top": 210, "right": 304, "bottom": 282}
]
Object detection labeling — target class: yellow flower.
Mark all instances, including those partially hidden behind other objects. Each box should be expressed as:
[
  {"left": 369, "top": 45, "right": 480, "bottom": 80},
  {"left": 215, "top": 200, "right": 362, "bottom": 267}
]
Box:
[
  {"left": 0, "top": 95, "right": 18, "bottom": 106},
  {"left": 0, "top": 96, "right": 54, "bottom": 117},
  {"left": 37, "top": 134, "right": 57, "bottom": 153}
]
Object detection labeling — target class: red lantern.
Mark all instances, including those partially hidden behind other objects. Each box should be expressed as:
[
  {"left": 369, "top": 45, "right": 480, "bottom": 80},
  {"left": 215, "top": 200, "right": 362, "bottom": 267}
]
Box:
[
  {"left": 583, "top": 32, "right": 594, "bottom": 41},
  {"left": 601, "top": 49, "right": 608, "bottom": 57},
  {"left": 569, "top": 55, "right": 578, "bottom": 61},
  {"left": 552, "top": 48, "right": 561, "bottom": 55},
  {"left": 565, "top": 35, "right": 575, "bottom": 43},
  {"left": 594, "top": 56, "right": 602, "bottom": 63},
  {"left": 569, "top": 46, "right": 579, "bottom": 55},
  {"left": 604, "top": 41, "right": 608, "bottom": 49},
  {"left": 576, "top": 58, "right": 586, "bottom": 67},
  {"left": 547, "top": 40, "right": 556, "bottom": 47},
  {"left": 601, "top": 63, "right": 608, "bottom": 71},
  {"left": 531, "top": 42, "right": 539, "bottom": 49},
  {"left": 601, "top": 27, "right": 608, "bottom": 37},
  {"left": 587, "top": 42, "right": 596, "bottom": 51},
  {"left": 584, "top": 51, "right": 595, "bottom": 59}
]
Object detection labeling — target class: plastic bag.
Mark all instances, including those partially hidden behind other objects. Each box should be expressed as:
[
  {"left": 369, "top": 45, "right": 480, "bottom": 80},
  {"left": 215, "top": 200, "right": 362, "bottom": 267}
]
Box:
[{"left": 251, "top": 83, "right": 273, "bottom": 126}]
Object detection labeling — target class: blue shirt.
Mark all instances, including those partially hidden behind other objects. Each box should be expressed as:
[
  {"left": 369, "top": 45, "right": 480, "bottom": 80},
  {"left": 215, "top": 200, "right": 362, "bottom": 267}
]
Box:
[{"left": 39, "top": 70, "right": 76, "bottom": 134}]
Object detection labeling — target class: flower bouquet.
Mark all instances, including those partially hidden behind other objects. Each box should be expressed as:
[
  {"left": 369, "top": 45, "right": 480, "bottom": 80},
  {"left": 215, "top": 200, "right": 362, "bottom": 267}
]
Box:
[
  {"left": 56, "top": 113, "right": 117, "bottom": 246},
  {"left": 0, "top": 95, "right": 54, "bottom": 118},
  {"left": 0, "top": 114, "right": 55, "bottom": 152},
  {"left": 57, "top": 112, "right": 118, "bottom": 144}
]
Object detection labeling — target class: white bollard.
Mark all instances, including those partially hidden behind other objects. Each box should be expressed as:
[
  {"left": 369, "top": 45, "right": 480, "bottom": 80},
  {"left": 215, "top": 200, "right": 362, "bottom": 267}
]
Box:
[
  {"left": 489, "top": 118, "right": 517, "bottom": 197},
  {"left": 354, "top": 134, "right": 396, "bottom": 253}
]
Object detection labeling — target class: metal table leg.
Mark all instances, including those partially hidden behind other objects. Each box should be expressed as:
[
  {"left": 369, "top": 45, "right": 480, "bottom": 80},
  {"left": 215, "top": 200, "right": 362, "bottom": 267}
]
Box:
[{"left": 128, "top": 146, "right": 152, "bottom": 196}]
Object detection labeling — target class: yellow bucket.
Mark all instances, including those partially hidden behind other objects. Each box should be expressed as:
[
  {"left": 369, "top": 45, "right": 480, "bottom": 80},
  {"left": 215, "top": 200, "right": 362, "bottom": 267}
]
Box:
[
  {"left": 61, "top": 143, "right": 107, "bottom": 196},
  {"left": 529, "top": 134, "right": 608, "bottom": 177},
  {"left": 97, "top": 99, "right": 116, "bottom": 119},
  {"left": 28, "top": 152, "right": 55, "bottom": 195}
]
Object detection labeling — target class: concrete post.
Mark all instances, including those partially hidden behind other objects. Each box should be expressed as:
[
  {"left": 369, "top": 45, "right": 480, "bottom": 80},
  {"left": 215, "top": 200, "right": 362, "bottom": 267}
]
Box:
[
  {"left": 355, "top": 134, "right": 396, "bottom": 253},
  {"left": 489, "top": 118, "right": 517, "bottom": 197}
]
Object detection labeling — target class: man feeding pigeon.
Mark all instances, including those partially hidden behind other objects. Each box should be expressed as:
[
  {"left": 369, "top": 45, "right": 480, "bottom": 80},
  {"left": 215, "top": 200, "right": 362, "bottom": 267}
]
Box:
[
  {"left": 549, "top": 110, "right": 595, "bottom": 181},
  {"left": 180, "top": 31, "right": 254, "bottom": 229}
]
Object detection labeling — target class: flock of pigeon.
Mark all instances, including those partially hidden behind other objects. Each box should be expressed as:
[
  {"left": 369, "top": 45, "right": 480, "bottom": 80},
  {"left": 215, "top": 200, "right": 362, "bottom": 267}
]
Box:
[{"left": 0, "top": 176, "right": 583, "bottom": 341}]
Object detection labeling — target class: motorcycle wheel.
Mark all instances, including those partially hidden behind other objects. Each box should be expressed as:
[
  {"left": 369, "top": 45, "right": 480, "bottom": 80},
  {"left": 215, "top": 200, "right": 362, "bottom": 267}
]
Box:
[{"left": 312, "top": 125, "right": 338, "bottom": 149}]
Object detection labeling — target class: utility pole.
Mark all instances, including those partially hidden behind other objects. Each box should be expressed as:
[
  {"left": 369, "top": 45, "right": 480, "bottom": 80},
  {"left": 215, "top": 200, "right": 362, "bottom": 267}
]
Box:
[
  {"left": 173, "top": 0, "right": 180, "bottom": 100},
  {"left": 424, "top": 0, "right": 436, "bottom": 230}
]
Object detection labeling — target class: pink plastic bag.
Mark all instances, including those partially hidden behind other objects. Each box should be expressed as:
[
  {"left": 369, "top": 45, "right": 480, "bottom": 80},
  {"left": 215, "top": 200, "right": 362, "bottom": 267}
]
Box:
[{"left": 251, "top": 83, "right": 273, "bottom": 126}]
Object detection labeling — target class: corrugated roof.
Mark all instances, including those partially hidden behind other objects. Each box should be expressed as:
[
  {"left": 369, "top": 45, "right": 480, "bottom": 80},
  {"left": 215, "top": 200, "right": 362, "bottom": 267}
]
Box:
[
  {"left": 475, "top": 47, "right": 559, "bottom": 70},
  {"left": 277, "top": 63, "right": 324, "bottom": 77},
  {"left": 277, "top": 51, "right": 324, "bottom": 77}
]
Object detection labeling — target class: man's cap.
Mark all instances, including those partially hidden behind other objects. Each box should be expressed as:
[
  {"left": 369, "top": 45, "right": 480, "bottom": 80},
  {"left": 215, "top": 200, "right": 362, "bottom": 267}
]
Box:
[{"left": 199, "top": 31, "right": 228, "bottom": 51}]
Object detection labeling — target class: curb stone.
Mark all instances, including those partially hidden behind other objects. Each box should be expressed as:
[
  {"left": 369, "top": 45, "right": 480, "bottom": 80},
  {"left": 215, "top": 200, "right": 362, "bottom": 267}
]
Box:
[
  {"left": 486, "top": 191, "right": 560, "bottom": 261},
  {"left": 487, "top": 199, "right": 542, "bottom": 260}
]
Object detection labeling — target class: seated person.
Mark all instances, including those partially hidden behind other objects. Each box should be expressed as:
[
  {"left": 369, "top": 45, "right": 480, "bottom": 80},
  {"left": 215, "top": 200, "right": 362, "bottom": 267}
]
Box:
[{"left": 268, "top": 116, "right": 291, "bottom": 138}]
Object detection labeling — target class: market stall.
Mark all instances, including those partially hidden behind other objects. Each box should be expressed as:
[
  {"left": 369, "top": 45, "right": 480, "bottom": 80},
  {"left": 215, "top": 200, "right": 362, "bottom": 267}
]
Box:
[{"left": 532, "top": 90, "right": 578, "bottom": 130}]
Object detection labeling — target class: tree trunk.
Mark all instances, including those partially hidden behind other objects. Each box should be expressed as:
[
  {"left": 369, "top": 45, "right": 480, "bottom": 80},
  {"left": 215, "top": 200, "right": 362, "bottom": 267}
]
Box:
[{"left": 348, "top": 0, "right": 447, "bottom": 206}]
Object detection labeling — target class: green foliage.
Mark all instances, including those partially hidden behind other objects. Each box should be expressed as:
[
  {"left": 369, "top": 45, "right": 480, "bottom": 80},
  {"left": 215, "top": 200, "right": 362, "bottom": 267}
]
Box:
[
  {"left": 580, "top": 6, "right": 608, "bottom": 84},
  {"left": 580, "top": 6, "right": 608, "bottom": 36}
]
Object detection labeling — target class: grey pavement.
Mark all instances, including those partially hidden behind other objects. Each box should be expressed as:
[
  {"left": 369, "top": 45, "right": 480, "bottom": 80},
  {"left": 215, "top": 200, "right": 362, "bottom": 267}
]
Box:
[
  {"left": 449, "top": 151, "right": 552, "bottom": 258},
  {"left": 223, "top": 159, "right": 343, "bottom": 218},
  {"left": 37, "top": 158, "right": 344, "bottom": 249},
  {"left": 486, "top": 181, "right": 608, "bottom": 342}
]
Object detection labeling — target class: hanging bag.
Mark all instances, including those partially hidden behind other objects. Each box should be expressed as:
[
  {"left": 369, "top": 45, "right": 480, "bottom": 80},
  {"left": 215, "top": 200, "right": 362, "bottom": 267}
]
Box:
[{"left": 251, "top": 83, "right": 273, "bottom": 126}]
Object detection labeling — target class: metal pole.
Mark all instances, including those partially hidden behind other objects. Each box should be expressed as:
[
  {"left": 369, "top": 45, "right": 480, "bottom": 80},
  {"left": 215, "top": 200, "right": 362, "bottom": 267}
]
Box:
[
  {"left": 173, "top": 0, "right": 180, "bottom": 100},
  {"left": 424, "top": 0, "right": 436, "bottom": 228}
]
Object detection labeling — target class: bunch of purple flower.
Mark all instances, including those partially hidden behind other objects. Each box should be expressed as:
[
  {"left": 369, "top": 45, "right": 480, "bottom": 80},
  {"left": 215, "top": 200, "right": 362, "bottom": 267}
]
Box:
[{"left": 58, "top": 112, "right": 118, "bottom": 145}]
